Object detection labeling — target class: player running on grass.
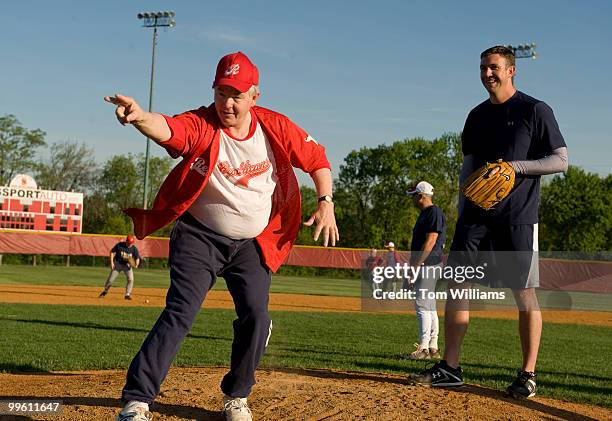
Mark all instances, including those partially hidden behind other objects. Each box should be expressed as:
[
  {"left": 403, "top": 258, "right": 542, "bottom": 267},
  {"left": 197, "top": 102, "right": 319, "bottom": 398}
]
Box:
[{"left": 99, "top": 234, "right": 140, "bottom": 300}]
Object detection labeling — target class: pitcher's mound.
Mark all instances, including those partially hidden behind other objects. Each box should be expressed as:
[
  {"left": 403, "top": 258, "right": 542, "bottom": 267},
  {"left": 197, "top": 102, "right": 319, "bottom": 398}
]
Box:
[{"left": 0, "top": 367, "right": 609, "bottom": 420}]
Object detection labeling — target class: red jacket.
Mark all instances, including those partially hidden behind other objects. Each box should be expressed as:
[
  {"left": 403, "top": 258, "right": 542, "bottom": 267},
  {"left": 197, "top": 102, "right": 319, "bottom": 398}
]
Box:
[{"left": 124, "top": 104, "right": 331, "bottom": 272}]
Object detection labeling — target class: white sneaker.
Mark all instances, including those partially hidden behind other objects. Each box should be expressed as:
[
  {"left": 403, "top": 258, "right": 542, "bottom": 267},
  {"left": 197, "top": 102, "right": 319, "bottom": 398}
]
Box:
[
  {"left": 116, "top": 405, "right": 152, "bottom": 421},
  {"left": 223, "top": 395, "right": 252, "bottom": 421},
  {"left": 407, "top": 343, "right": 430, "bottom": 360}
]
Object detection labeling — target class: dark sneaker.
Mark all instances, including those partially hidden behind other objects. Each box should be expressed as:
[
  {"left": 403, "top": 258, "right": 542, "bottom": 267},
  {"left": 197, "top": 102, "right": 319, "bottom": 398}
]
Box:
[
  {"left": 124, "top": 295, "right": 132, "bottom": 300},
  {"left": 409, "top": 360, "right": 464, "bottom": 387},
  {"left": 506, "top": 370, "right": 536, "bottom": 398},
  {"left": 99, "top": 291, "right": 107, "bottom": 298}
]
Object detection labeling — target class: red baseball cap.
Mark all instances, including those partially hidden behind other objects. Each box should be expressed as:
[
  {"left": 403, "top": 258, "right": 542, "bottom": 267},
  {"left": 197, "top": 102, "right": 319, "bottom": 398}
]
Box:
[
  {"left": 126, "top": 235, "right": 136, "bottom": 245},
  {"left": 212, "top": 52, "right": 259, "bottom": 93}
]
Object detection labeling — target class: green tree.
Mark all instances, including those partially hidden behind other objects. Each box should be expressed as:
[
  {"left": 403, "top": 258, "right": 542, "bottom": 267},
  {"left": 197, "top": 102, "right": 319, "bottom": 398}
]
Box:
[
  {"left": 540, "top": 166, "right": 612, "bottom": 252},
  {"left": 0, "top": 114, "right": 46, "bottom": 185},
  {"left": 99, "top": 155, "right": 140, "bottom": 211},
  {"left": 334, "top": 133, "right": 462, "bottom": 249},
  {"left": 334, "top": 146, "right": 384, "bottom": 246},
  {"left": 135, "top": 154, "right": 175, "bottom": 209},
  {"left": 35, "top": 141, "right": 98, "bottom": 192},
  {"left": 295, "top": 185, "right": 318, "bottom": 245},
  {"left": 82, "top": 191, "right": 132, "bottom": 234},
  {"left": 82, "top": 155, "right": 138, "bottom": 234},
  {"left": 82, "top": 153, "right": 174, "bottom": 235}
]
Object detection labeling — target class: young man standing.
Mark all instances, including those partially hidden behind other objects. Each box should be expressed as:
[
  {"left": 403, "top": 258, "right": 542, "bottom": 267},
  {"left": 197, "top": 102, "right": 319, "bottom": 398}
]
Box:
[
  {"left": 411, "top": 46, "right": 568, "bottom": 398},
  {"left": 105, "top": 52, "right": 338, "bottom": 421}
]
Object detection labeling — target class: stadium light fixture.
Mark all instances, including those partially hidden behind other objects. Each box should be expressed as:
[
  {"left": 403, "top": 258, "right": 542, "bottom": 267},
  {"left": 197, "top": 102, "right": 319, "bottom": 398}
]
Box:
[
  {"left": 506, "top": 42, "right": 537, "bottom": 60},
  {"left": 136, "top": 11, "right": 176, "bottom": 209}
]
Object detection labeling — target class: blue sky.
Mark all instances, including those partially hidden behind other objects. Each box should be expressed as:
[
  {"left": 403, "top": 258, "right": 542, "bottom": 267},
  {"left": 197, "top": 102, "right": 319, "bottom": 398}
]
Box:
[{"left": 1, "top": 1, "right": 610, "bottom": 185}]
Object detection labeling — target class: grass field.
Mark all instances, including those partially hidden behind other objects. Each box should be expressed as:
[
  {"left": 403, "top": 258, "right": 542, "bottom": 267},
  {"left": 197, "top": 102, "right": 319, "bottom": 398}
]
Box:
[
  {"left": 0, "top": 264, "right": 361, "bottom": 297},
  {"left": 0, "top": 264, "right": 611, "bottom": 408},
  {"left": 1, "top": 302, "right": 610, "bottom": 407},
  {"left": 1, "top": 264, "right": 610, "bottom": 310}
]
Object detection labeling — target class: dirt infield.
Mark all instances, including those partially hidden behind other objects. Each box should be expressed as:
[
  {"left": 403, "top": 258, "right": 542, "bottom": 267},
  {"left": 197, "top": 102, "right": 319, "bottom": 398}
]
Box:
[
  {"left": 1, "top": 367, "right": 610, "bottom": 420},
  {"left": 1, "top": 285, "right": 611, "bottom": 420},
  {"left": 0, "top": 285, "right": 611, "bottom": 326}
]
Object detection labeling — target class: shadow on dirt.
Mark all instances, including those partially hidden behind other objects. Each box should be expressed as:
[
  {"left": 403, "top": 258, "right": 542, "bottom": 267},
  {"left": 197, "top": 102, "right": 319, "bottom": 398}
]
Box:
[
  {"left": 267, "top": 367, "right": 602, "bottom": 421},
  {"left": 0, "top": 396, "right": 223, "bottom": 420}
]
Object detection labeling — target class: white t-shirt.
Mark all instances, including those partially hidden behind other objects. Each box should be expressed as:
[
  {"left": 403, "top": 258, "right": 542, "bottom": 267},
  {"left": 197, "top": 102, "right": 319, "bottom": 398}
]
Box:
[{"left": 187, "top": 122, "right": 277, "bottom": 239}]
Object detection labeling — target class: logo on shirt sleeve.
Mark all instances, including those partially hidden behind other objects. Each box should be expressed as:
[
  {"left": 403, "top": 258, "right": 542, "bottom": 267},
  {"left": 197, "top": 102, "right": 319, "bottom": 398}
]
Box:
[
  {"left": 305, "top": 135, "right": 318, "bottom": 145},
  {"left": 190, "top": 157, "right": 209, "bottom": 176}
]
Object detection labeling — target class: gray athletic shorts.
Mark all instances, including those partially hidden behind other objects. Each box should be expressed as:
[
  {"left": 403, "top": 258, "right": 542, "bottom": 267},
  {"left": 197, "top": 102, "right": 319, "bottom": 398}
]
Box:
[{"left": 447, "top": 222, "right": 539, "bottom": 289}]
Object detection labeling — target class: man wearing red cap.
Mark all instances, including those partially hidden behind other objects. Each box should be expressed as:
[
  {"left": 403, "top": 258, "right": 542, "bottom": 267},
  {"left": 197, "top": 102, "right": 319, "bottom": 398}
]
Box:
[
  {"left": 99, "top": 234, "right": 141, "bottom": 300},
  {"left": 105, "top": 52, "right": 338, "bottom": 421}
]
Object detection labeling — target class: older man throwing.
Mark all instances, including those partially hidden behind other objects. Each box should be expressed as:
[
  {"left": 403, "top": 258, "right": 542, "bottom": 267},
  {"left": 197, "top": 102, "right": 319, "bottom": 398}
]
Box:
[{"left": 105, "top": 51, "right": 338, "bottom": 421}]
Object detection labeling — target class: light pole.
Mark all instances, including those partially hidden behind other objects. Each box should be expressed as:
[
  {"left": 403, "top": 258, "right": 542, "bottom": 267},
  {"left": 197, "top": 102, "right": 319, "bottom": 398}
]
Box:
[
  {"left": 506, "top": 43, "right": 537, "bottom": 59},
  {"left": 137, "top": 11, "right": 176, "bottom": 209}
]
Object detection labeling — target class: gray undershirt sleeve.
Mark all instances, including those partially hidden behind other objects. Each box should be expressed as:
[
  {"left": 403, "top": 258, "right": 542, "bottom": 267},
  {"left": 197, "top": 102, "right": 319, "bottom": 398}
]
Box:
[
  {"left": 458, "top": 154, "right": 476, "bottom": 217},
  {"left": 510, "top": 147, "right": 568, "bottom": 175}
]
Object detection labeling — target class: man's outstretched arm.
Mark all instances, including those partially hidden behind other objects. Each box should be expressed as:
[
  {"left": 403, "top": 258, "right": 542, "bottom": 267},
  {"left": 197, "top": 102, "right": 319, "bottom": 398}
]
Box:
[{"left": 104, "top": 94, "right": 171, "bottom": 143}]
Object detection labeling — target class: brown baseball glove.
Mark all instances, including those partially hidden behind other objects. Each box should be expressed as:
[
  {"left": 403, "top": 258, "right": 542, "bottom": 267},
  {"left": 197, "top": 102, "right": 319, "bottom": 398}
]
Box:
[
  {"left": 127, "top": 256, "right": 139, "bottom": 268},
  {"left": 461, "top": 159, "right": 515, "bottom": 210}
]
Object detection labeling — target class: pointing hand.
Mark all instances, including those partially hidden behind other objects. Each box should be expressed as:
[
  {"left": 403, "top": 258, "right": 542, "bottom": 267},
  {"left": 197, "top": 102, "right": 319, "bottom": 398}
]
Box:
[{"left": 104, "top": 94, "right": 146, "bottom": 126}]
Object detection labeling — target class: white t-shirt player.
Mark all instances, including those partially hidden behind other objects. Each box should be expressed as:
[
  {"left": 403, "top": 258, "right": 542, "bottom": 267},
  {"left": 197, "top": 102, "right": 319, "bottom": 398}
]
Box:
[{"left": 188, "top": 121, "right": 277, "bottom": 239}]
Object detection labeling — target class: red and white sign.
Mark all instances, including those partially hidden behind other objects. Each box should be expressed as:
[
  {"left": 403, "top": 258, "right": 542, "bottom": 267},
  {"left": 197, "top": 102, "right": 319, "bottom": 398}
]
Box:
[{"left": 0, "top": 176, "right": 83, "bottom": 233}]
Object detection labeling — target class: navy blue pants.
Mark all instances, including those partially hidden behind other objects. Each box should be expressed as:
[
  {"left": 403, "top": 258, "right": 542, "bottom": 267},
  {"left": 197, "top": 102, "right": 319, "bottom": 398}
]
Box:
[{"left": 122, "top": 212, "right": 272, "bottom": 404}]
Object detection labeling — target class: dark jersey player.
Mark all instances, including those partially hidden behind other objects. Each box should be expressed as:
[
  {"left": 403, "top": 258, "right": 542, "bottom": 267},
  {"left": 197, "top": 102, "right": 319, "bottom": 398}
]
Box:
[
  {"left": 99, "top": 234, "right": 141, "bottom": 300},
  {"left": 412, "top": 46, "right": 568, "bottom": 398},
  {"left": 406, "top": 181, "right": 446, "bottom": 361}
]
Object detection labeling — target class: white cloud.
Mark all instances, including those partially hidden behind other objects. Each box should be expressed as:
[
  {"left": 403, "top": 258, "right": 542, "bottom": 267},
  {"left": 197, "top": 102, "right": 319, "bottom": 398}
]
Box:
[
  {"left": 180, "top": 24, "right": 291, "bottom": 59},
  {"left": 202, "top": 28, "right": 252, "bottom": 44}
]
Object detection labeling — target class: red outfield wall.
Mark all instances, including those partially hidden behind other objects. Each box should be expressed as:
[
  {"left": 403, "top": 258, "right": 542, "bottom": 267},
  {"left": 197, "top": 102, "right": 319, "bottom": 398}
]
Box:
[
  {"left": 0, "top": 231, "right": 169, "bottom": 260},
  {"left": 1, "top": 231, "right": 610, "bottom": 293}
]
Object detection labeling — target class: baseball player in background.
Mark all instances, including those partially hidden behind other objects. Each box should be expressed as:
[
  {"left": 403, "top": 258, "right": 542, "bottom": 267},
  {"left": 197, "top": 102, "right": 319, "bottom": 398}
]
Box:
[
  {"left": 364, "top": 249, "right": 383, "bottom": 292},
  {"left": 406, "top": 181, "right": 446, "bottom": 360},
  {"left": 105, "top": 51, "right": 338, "bottom": 421},
  {"left": 99, "top": 234, "right": 141, "bottom": 300},
  {"left": 412, "top": 46, "right": 568, "bottom": 398},
  {"left": 383, "top": 241, "right": 401, "bottom": 292}
]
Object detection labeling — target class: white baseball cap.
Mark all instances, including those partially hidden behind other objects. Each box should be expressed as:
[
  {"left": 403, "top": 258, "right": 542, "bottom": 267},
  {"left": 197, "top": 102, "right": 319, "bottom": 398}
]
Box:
[
  {"left": 385, "top": 241, "right": 395, "bottom": 248},
  {"left": 407, "top": 181, "right": 434, "bottom": 196}
]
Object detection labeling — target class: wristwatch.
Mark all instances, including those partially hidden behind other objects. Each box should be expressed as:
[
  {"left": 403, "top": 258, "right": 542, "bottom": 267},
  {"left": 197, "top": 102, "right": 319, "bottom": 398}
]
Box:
[{"left": 318, "top": 195, "right": 333, "bottom": 203}]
